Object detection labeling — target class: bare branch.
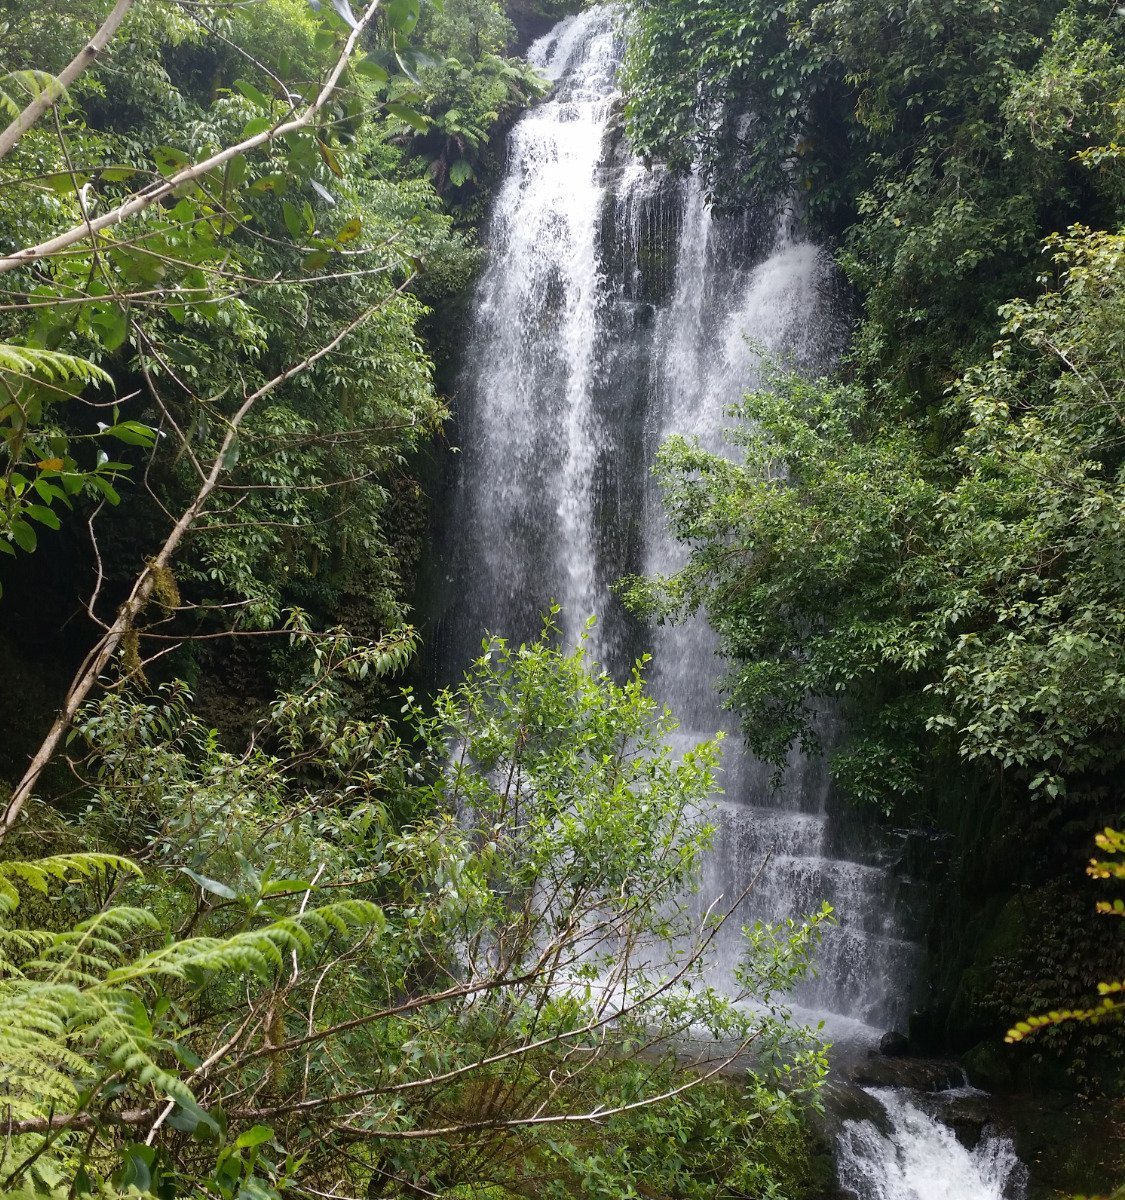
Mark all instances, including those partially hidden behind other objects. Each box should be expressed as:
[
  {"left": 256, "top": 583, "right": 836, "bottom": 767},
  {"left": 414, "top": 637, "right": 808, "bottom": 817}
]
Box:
[
  {"left": 0, "top": 0, "right": 382, "bottom": 275},
  {"left": 0, "top": 0, "right": 136, "bottom": 162}
]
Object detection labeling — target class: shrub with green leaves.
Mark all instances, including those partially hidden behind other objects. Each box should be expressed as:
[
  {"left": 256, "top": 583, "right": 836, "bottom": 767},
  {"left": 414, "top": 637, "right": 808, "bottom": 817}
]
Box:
[
  {"left": 622, "top": 225, "right": 1125, "bottom": 815},
  {"left": 1, "top": 617, "right": 828, "bottom": 1198}
]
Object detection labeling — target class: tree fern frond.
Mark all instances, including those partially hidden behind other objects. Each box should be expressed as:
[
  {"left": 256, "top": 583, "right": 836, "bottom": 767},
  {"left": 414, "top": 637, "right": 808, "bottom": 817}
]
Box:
[
  {"left": 0, "top": 987, "right": 87, "bottom": 1121},
  {"left": 0, "top": 876, "right": 19, "bottom": 918},
  {"left": 116, "top": 931, "right": 292, "bottom": 982},
  {"left": 79, "top": 993, "right": 195, "bottom": 1107},
  {"left": 0, "top": 854, "right": 140, "bottom": 916},
  {"left": 0, "top": 980, "right": 179, "bottom": 1126},
  {"left": 21, "top": 908, "right": 159, "bottom": 987},
  {"left": 0, "top": 1062, "right": 81, "bottom": 1107},
  {"left": 0, "top": 928, "right": 55, "bottom": 960},
  {"left": 0, "top": 344, "right": 112, "bottom": 388},
  {"left": 109, "top": 899, "right": 383, "bottom": 984},
  {"left": 0, "top": 983, "right": 82, "bottom": 1035},
  {"left": 288, "top": 898, "right": 387, "bottom": 944},
  {"left": 0, "top": 874, "right": 382, "bottom": 1189}
]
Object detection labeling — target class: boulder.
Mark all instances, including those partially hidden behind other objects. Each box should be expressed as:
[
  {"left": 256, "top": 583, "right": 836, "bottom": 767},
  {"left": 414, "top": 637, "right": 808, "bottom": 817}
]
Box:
[
  {"left": 879, "top": 1030, "right": 911, "bottom": 1057},
  {"left": 847, "top": 1055, "right": 964, "bottom": 1092},
  {"left": 928, "top": 1093, "right": 992, "bottom": 1150}
]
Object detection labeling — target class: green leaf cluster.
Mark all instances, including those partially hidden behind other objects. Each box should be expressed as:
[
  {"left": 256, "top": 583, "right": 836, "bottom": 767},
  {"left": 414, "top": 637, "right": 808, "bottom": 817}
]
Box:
[
  {"left": 0, "top": 0, "right": 520, "bottom": 684},
  {"left": 626, "top": 225, "right": 1125, "bottom": 814}
]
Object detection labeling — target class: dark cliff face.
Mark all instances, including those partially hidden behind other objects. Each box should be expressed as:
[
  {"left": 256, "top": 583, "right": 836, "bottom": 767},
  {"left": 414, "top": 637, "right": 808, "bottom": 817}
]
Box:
[{"left": 502, "top": 0, "right": 583, "bottom": 54}]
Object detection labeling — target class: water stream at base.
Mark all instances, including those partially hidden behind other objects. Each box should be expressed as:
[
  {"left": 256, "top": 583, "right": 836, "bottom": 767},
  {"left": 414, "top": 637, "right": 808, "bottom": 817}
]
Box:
[
  {"left": 431, "top": 9, "right": 1026, "bottom": 1197},
  {"left": 836, "top": 1087, "right": 1028, "bottom": 1200}
]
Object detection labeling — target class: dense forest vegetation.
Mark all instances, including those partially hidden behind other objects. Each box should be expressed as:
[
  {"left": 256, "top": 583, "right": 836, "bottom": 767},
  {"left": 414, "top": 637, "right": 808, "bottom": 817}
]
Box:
[
  {"left": 622, "top": 0, "right": 1125, "bottom": 1104},
  {"left": 0, "top": 0, "right": 1122, "bottom": 1195},
  {"left": 0, "top": 2, "right": 836, "bottom": 1197}
]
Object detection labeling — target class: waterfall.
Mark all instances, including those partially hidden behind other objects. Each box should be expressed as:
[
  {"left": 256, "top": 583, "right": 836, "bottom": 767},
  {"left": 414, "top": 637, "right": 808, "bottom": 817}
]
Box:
[
  {"left": 432, "top": 8, "right": 1025, "bottom": 1194},
  {"left": 448, "top": 8, "right": 622, "bottom": 653},
  {"left": 836, "top": 1087, "right": 1027, "bottom": 1200}
]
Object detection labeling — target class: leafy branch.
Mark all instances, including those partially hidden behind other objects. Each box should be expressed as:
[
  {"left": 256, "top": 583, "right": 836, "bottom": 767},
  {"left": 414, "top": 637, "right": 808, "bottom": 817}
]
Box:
[
  {"left": 1006, "top": 828, "right": 1125, "bottom": 1043},
  {"left": 0, "top": 0, "right": 385, "bottom": 275}
]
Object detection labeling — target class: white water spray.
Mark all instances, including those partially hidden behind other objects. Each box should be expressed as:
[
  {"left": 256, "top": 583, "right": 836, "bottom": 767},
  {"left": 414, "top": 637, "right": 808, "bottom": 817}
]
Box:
[{"left": 837, "top": 1088, "right": 1026, "bottom": 1200}]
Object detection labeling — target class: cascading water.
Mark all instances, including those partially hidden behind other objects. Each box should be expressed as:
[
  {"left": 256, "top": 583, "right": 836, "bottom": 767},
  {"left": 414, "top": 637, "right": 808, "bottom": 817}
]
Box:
[
  {"left": 445, "top": 11, "right": 622, "bottom": 653},
  {"left": 432, "top": 9, "right": 1026, "bottom": 1196},
  {"left": 836, "top": 1087, "right": 1027, "bottom": 1200}
]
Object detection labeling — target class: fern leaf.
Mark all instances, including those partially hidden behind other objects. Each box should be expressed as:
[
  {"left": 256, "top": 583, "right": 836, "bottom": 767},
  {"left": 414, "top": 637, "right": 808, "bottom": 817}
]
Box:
[
  {"left": 84, "top": 1000, "right": 194, "bottom": 1106},
  {"left": 0, "top": 854, "right": 140, "bottom": 916},
  {"left": 0, "top": 875, "right": 19, "bottom": 918},
  {"left": 22, "top": 907, "right": 158, "bottom": 984},
  {"left": 109, "top": 900, "right": 382, "bottom": 984},
  {"left": 0, "top": 344, "right": 112, "bottom": 389},
  {"left": 0, "top": 927, "right": 55, "bottom": 963}
]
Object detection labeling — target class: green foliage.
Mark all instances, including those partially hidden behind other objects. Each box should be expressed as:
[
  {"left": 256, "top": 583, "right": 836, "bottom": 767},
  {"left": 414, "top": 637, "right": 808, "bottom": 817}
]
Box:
[
  {"left": 1006, "top": 828, "right": 1125, "bottom": 1048},
  {"left": 410, "top": 49, "right": 547, "bottom": 199},
  {"left": 0, "top": 619, "right": 827, "bottom": 1198},
  {"left": 622, "top": 0, "right": 1125, "bottom": 394},
  {"left": 0, "top": 848, "right": 381, "bottom": 1196},
  {"left": 622, "top": 0, "right": 828, "bottom": 199},
  {"left": 507, "top": 1064, "right": 826, "bottom": 1200},
  {"left": 0, "top": 0, "right": 523, "bottom": 692},
  {"left": 622, "top": 0, "right": 1125, "bottom": 1123},
  {"left": 0, "top": 343, "right": 151, "bottom": 578},
  {"left": 404, "top": 0, "right": 548, "bottom": 207},
  {"left": 0, "top": 9, "right": 831, "bottom": 1200},
  {"left": 0, "top": 850, "right": 138, "bottom": 914},
  {"left": 623, "top": 224, "right": 1125, "bottom": 813},
  {"left": 623, "top": 225, "right": 1122, "bottom": 816}
]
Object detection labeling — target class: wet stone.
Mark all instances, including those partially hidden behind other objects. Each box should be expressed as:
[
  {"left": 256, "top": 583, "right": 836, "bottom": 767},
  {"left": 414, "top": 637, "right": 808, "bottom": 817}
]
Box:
[
  {"left": 846, "top": 1054, "right": 966, "bottom": 1092},
  {"left": 932, "top": 1094, "right": 993, "bottom": 1151},
  {"left": 878, "top": 1029, "right": 911, "bottom": 1057}
]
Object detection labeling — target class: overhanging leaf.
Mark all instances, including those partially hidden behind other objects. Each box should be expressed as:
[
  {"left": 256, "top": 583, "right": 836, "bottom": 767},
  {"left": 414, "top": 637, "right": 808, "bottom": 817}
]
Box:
[{"left": 180, "top": 867, "right": 237, "bottom": 900}]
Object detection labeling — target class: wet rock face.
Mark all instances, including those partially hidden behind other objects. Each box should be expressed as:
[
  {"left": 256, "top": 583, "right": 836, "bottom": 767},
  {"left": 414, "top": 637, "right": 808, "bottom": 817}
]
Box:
[
  {"left": 503, "top": 0, "right": 582, "bottom": 55},
  {"left": 845, "top": 1052, "right": 965, "bottom": 1092},
  {"left": 879, "top": 1030, "right": 911, "bottom": 1057},
  {"left": 931, "top": 1093, "right": 991, "bottom": 1150},
  {"left": 819, "top": 1081, "right": 894, "bottom": 1133}
]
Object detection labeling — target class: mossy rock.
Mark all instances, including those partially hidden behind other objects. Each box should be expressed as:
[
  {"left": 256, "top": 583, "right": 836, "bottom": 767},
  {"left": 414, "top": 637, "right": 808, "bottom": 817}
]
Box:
[{"left": 990, "top": 1092, "right": 1125, "bottom": 1200}]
